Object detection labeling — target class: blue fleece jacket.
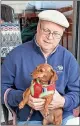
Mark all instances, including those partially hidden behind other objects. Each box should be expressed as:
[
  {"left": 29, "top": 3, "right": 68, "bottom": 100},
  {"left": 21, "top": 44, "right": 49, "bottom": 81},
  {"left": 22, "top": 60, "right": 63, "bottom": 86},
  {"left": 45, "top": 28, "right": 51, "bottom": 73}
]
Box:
[{"left": 1, "top": 38, "right": 80, "bottom": 121}]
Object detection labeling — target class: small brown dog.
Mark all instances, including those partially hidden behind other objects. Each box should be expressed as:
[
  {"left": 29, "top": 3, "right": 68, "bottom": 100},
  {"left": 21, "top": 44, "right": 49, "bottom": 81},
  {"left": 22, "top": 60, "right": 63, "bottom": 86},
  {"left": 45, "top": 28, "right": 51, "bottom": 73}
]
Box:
[{"left": 19, "top": 63, "right": 63, "bottom": 125}]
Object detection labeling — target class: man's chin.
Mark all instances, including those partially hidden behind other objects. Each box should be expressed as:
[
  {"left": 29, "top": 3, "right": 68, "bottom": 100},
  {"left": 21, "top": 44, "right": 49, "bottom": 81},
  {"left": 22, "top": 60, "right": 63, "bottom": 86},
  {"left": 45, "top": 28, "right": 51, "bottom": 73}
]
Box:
[
  {"left": 42, "top": 47, "right": 52, "bottom": 51},
  {"left": 42, "top": 48, "right": 49, "bottom": 52}
]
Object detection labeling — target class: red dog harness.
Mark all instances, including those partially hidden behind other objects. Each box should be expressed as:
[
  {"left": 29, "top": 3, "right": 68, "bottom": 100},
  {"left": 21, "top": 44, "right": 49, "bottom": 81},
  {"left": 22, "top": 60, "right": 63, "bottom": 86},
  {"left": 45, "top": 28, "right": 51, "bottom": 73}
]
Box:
[{"left": 30, "top": 80, "right": 55, "bottom": 98}]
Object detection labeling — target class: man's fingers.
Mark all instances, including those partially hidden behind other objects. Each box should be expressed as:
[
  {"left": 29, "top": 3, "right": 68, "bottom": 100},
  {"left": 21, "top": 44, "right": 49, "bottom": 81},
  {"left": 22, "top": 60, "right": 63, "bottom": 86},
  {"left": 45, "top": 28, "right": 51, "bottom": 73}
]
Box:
[
  {"left": 28, "top": 95, "right": 45, "bottom": 110},
  {"left": 34, "top": 106, "right": 44, "bottom": 110},
  {"left": 28, "top": 100, "right": 44, "bottom": 110},
  {"left": 29, "top": 95, "right": 45, "bottom": 103},
  {"left": 28, "top": 100, "right": 45, "bottom": 107}
]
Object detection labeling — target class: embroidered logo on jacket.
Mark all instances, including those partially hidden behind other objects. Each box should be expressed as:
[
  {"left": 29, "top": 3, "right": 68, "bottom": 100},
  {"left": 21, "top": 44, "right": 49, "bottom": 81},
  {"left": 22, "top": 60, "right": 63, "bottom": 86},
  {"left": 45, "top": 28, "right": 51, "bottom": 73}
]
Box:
[{"left": 55, "top": 65, "right": 63, "bottom": 73}]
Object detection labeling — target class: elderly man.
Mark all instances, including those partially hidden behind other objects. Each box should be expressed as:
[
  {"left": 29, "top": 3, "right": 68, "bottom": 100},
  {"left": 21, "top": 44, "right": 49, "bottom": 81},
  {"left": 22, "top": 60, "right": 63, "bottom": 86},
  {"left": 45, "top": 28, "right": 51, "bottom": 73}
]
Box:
[{"left": 1, "top": 10, "right": 80, "bottom": 125}]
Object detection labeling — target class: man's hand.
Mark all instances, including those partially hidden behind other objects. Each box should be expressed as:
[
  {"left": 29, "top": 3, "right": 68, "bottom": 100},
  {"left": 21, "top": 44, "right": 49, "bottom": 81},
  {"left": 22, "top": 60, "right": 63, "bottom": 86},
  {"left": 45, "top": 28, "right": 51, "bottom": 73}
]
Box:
[
  {"left": 73, "top": 106, "right": 80, "bottom": 117},
  {"left": 28, "top": 95, "right": 45, "bottom": 110},
  {"left": 48, "top": 90, "right": 65, "bottom": 109}
]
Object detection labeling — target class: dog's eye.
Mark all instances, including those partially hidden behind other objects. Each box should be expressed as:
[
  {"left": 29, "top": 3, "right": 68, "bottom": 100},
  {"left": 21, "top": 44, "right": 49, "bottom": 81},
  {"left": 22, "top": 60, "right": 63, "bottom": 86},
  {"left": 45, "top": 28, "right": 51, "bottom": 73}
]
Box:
[
  {"left": 39, "top": 69, "right": 43, "bottom": 72},
  {"left": 39, "top": 68, "right": 45, "bottom": 72}
]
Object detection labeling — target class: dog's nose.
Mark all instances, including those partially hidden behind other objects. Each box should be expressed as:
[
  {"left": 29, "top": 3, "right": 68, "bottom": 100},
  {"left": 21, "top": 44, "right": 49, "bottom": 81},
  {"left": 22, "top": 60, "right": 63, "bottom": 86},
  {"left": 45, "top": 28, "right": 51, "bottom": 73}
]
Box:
[{"left": 30, "top": 73, "right": 32, "bottom": 76}]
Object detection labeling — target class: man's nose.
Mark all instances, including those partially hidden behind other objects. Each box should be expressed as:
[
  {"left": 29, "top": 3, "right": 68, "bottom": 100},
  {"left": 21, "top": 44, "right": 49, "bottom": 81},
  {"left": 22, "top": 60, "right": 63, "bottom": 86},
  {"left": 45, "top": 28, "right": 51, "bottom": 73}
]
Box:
[{"left": 47, "top": 33, "right": 53, "bottom": 40}]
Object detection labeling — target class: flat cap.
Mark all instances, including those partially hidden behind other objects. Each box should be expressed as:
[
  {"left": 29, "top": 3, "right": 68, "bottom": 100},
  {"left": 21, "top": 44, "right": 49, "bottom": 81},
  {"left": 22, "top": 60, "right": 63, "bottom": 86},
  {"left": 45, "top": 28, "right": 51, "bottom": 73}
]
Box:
[{"left": 38, "top": 10, "right": 69, "bottom": 28}]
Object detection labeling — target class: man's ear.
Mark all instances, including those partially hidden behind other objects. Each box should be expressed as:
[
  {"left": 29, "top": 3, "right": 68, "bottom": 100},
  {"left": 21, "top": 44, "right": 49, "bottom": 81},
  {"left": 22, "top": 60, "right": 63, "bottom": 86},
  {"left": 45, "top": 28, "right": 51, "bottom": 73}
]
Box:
[{"left": 50, "top": 71, "right": 58, "bottom": 84}]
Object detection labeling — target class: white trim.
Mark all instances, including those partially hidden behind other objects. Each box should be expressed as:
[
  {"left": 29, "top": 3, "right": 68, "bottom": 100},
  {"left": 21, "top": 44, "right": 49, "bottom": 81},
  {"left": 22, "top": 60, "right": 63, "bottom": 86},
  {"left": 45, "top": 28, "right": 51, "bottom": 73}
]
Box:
[{"left": 4, "top": 88, "right": 17, "bottom": 125}]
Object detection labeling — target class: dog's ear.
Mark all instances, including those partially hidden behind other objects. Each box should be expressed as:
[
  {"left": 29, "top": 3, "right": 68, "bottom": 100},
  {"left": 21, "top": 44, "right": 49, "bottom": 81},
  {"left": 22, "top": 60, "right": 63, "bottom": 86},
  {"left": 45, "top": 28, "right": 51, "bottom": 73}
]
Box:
[{"left": 50, "top": 70, "right": 58, "bottom": 84}]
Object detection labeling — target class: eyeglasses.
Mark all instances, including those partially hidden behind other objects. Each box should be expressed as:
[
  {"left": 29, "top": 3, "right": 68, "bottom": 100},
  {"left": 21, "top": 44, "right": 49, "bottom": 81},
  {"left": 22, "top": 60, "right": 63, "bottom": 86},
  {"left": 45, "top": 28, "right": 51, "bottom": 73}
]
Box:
[{"left": 40, "top": 23, "right": 62, "bottom": 39}]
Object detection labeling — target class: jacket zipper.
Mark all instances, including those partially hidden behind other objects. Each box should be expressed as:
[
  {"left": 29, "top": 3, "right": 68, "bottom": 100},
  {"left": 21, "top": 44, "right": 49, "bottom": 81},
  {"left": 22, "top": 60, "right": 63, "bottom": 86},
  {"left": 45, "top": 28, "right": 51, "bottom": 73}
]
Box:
[{"left": 45, "top": 57, "right": 47, "bottom": 63}]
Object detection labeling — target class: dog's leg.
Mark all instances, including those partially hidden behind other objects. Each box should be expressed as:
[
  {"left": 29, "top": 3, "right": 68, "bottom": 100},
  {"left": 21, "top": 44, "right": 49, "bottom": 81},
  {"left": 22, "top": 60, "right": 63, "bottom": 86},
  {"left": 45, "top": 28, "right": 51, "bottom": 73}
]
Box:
[
  {"left": 53, "top": 116, "right": 62, "bottom": 125},
  {"left": 44, "top": 94, "right": 53, "bottom": 117},
  {"left": 19, "top": 88, "right": 30, "bottom": 109},
  {"left": 43, "top": 118, "right": 49, "bottom": 125},
  {"left": 53, "top": 109, "right": 63, "bottom": 125},
  {"left": 42, "top": 110, "right": 54, "bottom": 125}
]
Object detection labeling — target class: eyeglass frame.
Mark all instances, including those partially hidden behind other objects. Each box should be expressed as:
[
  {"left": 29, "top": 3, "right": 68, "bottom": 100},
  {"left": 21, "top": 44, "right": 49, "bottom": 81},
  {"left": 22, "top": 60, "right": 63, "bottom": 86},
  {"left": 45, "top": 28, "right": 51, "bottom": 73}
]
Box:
[{"left": 39, "top": 23, "right": 63, "bottom": 39}]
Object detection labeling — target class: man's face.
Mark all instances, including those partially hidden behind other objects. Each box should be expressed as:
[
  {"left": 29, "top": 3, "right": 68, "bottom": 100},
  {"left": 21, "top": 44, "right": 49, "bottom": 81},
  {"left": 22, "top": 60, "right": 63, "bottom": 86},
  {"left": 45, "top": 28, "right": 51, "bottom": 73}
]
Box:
[{"left": 36, "top": 20, "right": 65, "bottom": 54}]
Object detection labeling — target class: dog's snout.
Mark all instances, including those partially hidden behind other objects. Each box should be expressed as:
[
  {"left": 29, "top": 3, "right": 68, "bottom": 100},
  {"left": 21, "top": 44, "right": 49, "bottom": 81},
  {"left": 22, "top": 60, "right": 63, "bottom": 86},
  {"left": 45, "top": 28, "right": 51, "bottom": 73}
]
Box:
[{"left": 30, "top": 73, "right": 32, "bottom": 76}]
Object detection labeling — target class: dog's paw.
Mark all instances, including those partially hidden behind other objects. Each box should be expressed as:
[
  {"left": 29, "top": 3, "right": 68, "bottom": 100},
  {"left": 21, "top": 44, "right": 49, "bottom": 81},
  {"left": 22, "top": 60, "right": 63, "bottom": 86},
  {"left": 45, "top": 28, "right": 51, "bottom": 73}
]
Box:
[
  {"left": 44, "top": 110, "right": 49, "bottom": 117},
  {"left": 53, "top": 116, "right": 62, "bottom": 125},
  {"left": 19, "top": 101, "right": 24, "bottom": 109},
  {"left": 43, "top": 118, "right": 49, "bottom": 125}
]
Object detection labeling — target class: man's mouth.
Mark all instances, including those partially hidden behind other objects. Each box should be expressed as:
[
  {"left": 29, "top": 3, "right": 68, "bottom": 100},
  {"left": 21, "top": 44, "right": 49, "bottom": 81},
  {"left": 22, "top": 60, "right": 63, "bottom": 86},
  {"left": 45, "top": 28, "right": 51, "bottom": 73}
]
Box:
[{"left": 44, "top": 40, "right": 52, "bottom": 44}]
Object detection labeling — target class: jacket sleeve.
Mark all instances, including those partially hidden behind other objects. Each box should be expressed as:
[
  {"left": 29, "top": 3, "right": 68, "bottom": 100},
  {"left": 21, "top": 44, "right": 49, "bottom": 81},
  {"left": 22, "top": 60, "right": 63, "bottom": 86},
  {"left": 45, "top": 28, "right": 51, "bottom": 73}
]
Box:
[
  {"left": 1, "top": 53, "right": 23, "bottom": 107},
  {"left": 63, "top": 55, "right": 80, "bottom": 111}
]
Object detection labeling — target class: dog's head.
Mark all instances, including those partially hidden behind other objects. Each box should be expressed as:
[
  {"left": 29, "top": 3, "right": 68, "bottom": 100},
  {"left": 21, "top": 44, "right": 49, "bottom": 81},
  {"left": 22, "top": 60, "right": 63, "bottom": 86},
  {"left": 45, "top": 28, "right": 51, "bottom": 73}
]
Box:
[{"left": 31, "top": 64, "right": 58, "bottom": 85}]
